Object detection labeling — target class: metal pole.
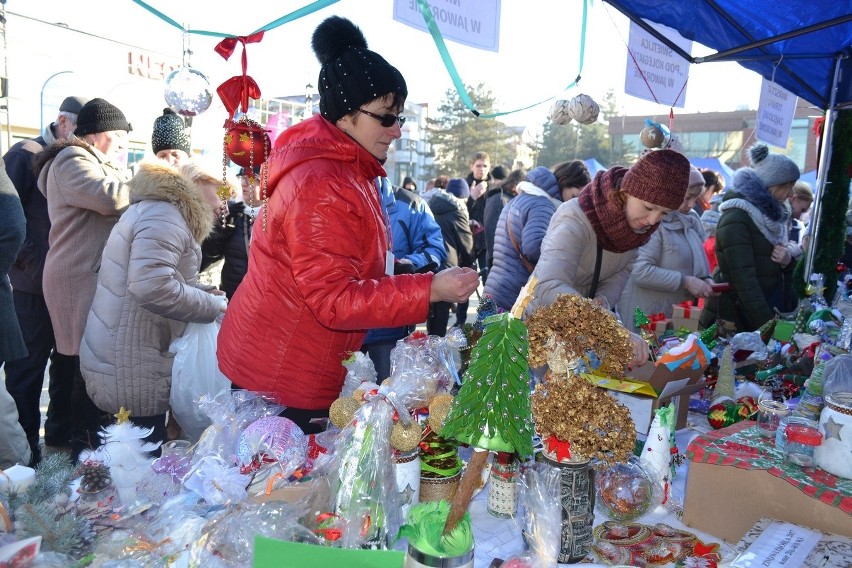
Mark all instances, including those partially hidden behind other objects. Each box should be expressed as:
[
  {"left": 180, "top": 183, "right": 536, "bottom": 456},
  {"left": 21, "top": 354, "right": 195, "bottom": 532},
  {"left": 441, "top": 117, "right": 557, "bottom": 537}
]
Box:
[
  {"left": 39, "top": 70, "right": 72, "bottom": 133},
  {"left": 804, "top": 55, "right": 843, "bottom": 282}
]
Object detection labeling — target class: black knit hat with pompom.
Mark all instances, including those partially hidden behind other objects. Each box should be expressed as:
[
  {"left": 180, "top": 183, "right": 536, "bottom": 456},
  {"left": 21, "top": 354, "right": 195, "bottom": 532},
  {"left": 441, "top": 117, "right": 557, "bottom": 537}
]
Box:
[
  {"left": 152, "top": 108, "right": 190, "bottom": 155},
  {"left": 312, "top": 16, "right": 407, "bottom": 124}
]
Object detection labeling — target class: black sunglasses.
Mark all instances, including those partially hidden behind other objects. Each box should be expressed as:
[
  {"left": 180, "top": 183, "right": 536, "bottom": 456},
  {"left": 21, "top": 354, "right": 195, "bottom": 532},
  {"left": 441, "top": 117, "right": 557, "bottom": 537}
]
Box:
[{"left": 358, "top": 108, "right": 406, "bottom": 128}]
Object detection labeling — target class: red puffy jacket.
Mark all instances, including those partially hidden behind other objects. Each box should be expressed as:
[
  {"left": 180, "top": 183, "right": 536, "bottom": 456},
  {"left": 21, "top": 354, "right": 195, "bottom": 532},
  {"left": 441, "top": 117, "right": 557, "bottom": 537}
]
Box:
[{"left": 217, "top": 115, "right": 432, "bottom": 410}]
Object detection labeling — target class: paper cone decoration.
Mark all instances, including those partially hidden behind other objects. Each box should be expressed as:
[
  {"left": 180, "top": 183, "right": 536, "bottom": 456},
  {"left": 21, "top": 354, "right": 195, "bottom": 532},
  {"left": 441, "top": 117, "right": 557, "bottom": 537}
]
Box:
[
  {"left": 713, "top": 345, "right": 736, "bottom": 403},
  {"left": 640, "top": 404, "right": 674, "bottom": 506}
]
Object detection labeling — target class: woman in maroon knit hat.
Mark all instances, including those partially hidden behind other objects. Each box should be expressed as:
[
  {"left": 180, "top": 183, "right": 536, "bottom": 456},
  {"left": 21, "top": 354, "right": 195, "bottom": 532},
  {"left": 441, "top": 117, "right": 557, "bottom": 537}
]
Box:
[{"left": 521, "top": 149, "right": 691, "bottom": 368}]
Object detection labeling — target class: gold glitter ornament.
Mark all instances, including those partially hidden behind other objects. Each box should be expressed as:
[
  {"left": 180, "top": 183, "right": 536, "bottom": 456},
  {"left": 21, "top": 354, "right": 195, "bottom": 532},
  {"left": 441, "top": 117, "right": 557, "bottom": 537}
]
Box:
[
  {"left": 329, "top": 397, "right": 361, "bottom": 429},
  {"left": 526, "top": 294, "right": 633, "bottom": 379},
  {"left": 390, "top": 420, "right": 422, "bottom": 452},
  {"left": 428, "top": 394, "right": 454, "bottom": 433},
  {"left": 531, "top": 372, "right": 635, "bottom": 466},
  {"left": 353, "top": 388, "right": 366, "bottom": 401}
]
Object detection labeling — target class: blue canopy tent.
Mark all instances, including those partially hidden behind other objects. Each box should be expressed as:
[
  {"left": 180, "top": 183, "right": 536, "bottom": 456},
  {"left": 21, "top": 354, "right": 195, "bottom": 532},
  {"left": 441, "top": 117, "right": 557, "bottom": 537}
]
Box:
[
  {"left": 603, "top": 0, "right": 852, "bottom": 280},
  {"left": 583, "top": 158, "right": 608, "bottom": 177},
  {"left": 689, "top": 157, "right": 735, "bottom": 188}
]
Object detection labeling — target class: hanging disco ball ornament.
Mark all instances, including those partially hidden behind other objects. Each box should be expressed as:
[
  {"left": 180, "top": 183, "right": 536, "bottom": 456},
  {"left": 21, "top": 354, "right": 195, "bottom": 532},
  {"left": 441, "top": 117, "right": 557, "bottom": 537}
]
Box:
[
  {"left": 550, "top": 99, "right": 573, "bottom": 126},
  {"left": 164, "top": 66, "right": 213, "bottom": 117},
  {"left": 566, "top": 93, "right": 600, "bottom": 125}
]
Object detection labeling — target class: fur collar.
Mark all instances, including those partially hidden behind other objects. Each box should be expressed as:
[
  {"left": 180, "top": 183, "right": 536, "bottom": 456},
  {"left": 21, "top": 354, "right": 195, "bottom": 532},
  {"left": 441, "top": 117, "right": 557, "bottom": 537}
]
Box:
[
  {"left": 729, "top": 168, "right": 785, "bottom": 222},
  {"left": 128, "top": 162, "right": 213, "bottom": 243}
]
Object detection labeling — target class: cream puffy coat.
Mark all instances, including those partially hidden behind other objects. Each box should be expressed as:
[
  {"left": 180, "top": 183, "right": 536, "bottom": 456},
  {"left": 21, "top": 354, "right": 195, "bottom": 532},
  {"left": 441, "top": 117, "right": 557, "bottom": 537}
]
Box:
[{"left": 80, "top": 162, "right": 221, "bottom": 417}]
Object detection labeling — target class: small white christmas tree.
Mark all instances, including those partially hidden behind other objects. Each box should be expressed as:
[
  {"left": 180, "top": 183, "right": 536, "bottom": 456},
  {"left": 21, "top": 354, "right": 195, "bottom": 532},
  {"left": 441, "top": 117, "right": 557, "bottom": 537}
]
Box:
[{"left": 80, "top": 407, "right": 160, "bottom": 505}]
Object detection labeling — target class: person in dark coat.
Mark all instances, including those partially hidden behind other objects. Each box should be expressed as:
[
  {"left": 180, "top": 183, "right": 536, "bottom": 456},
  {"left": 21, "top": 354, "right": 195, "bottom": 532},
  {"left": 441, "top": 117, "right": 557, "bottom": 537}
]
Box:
[
  {"left": 2, "top": 95, "right": 85, "bottom": 459},
  {"left": 0, "top": 159, "right": 33, "bottom": 468},
  {"left": 201, "top": 166, "right": 256, "bottom": 300},
  {"left": 484, "top": 168, "right": 525, "bottom": 271},
  {"left": 699, "top": 144, "right": 800, "bottom": 333},
  {"left": 428, "top": 178, "right": 475, "bottom": 335},
  {"left": 361, "top": 177, "right": 447, "bottom": 380},
  {"left": 457, "top": 152, "right": 491, "bottom": 325}
]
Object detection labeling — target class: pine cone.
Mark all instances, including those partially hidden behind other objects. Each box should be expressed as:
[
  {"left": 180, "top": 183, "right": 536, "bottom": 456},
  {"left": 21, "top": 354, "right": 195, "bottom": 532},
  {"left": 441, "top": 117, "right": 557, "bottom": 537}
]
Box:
[{"left": 77, "top": 461, "right": 111, "bottom": 492}]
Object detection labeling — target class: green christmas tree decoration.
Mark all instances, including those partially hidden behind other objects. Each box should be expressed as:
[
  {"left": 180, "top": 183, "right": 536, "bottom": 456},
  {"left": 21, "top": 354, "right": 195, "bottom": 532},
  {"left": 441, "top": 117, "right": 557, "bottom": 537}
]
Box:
[
  {"left": 758, "top": 317, "right": 777, "bottom": 344},
  {"left": 441, "top": 313, "right": 533, "bottom": 458},
  {"left": 439, "top": 312, "right": 533, "bottom": 534},
  {"left": 792, "top": 301, "right": 812, "bottom": 335},
  {"left": 3, "top": 453, "right": 75, "bottom": 513},
  {"left": 713, "top": 345, "right": 736, "bottom": 402},
  {"left": 633, "top": 307, "right": 650, "bottom": 329},
  {"left": 699, "top": 323, "right": 718, "bottom": 348}
]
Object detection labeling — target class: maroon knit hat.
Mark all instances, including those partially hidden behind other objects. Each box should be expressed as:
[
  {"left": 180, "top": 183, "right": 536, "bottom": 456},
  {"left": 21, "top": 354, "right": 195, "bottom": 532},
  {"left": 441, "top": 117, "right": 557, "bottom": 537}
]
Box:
[{"left": 622, "top": 149, "right": 690, "bottom": 210}]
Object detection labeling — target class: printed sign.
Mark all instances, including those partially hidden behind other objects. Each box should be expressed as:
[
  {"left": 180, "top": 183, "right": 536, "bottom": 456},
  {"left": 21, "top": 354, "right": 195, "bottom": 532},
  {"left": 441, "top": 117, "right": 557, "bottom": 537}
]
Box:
[
  {"left": 624, "top": 20, "right": 692, "bottom": 107},
  {"left": 755, "top": 78, "right": 798, "bottom": 148},
  {"left": 393, "top": 0, "right": 501, "bottom": 52}
]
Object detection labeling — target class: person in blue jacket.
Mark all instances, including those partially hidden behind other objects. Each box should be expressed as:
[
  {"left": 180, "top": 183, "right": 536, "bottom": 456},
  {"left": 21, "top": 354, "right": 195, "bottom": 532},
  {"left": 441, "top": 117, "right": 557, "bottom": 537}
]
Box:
[
  {"left": 484, "top": 161, "right": 591, "bottom": 311},
  {"left": 361, "top": 177, "right": 446, "bottom": 381}
]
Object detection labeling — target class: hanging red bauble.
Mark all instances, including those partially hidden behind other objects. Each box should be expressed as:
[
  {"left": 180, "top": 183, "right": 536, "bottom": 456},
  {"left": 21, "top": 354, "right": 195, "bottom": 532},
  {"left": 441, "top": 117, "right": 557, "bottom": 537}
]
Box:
[
  {"left": 837, "top": 262, "right": 846, "bottom": 273},
  {"left": 224, "top": 117, "right": 270, "bottom": 169}
]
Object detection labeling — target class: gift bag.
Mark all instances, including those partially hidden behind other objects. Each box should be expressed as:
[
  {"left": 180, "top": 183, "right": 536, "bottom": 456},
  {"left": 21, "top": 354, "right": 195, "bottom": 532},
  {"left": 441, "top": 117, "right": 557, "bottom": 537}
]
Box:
[{"left": 169, "top": 321, "right": 231, "bottom": 440}]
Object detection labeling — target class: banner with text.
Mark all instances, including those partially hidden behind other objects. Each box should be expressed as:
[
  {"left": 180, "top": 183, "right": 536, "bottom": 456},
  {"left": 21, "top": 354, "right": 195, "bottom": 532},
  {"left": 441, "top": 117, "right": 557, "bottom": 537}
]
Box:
[
  {"left": 393, "top": 0, "right": 501, "bottom": 52},
  {"left": 755, "top": 78, "right": 797, "bottom": 148},
  {"left": 624, "top": 20, "right": 692, "bottom": 107}
]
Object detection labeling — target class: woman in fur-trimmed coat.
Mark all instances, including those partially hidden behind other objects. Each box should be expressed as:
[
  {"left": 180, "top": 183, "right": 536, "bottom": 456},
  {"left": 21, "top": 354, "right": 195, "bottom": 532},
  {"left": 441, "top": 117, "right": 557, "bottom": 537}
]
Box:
[{"left": 80, "top": 161, "right": 227, "bottom": 444}]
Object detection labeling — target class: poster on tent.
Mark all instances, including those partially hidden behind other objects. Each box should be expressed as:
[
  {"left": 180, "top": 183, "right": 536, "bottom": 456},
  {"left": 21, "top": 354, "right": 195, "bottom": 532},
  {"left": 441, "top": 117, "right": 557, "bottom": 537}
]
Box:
[
  {"left": 755, "top": 78, "right": 797, "bottom": 148},
  {"left": 393, "top": 0, "right": 501, "bottom": 52},
  {"left": 624, "top": 20, "right": 692, "bottom": 108}
]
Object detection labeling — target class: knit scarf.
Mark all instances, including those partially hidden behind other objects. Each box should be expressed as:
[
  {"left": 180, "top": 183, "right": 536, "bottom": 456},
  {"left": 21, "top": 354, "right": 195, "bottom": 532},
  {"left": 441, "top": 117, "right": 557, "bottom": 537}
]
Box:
[{"left": 578, "top": 168, "right": 658, "bottom": 253}]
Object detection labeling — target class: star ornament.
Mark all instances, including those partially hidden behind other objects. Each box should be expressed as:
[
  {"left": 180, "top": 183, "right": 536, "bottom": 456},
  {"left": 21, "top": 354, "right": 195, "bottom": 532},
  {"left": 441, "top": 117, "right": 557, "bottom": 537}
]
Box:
[
  {"left": 114, "top": 407, "right": 131, "bottom": 424},
  {"left": 823, "top": 416, "right": 845, "bottom": 442},
  {"left": 545, "top": 435, "right": 572, "bottom": 462}
]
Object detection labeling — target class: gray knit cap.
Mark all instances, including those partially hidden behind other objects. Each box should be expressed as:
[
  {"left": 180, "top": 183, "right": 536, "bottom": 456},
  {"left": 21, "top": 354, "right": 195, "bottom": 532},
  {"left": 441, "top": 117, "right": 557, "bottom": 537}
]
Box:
[{"left": 748, "top": 143, "right": 800, "bottom": 188}]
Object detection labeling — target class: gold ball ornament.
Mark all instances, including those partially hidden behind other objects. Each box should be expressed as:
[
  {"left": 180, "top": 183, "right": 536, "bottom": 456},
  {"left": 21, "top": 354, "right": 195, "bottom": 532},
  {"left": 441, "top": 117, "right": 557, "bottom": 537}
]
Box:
[
  {"left": 428, "top": 393, "right": 454, "bottom": 433},
  {"left": 390, "top": 420, "right": 422, "bottom": 452},
  {"left": 353, "top": 388, "right": 366, "bottom": 401},
  {"left": 329, "top": 397, "right": 361, "bottom": 429},
  {"left": 640, "top": 125, "right": 665, "bottom": 148},
  {"left": 566, "top": 94, "right": 600, "bottom": 125}
]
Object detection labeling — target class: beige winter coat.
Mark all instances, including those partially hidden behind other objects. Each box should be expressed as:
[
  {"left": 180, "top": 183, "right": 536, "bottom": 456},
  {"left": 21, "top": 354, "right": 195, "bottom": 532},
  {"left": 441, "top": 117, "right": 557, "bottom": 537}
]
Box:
[
  {"left": 38, "top": 139, "right": 131, "bottom": 355},
  {"left": 80, "top": 162, "right": 221, "bottom": 417},
  {"left": 524, "top": 198, "right": 637, "bottom": 316}
]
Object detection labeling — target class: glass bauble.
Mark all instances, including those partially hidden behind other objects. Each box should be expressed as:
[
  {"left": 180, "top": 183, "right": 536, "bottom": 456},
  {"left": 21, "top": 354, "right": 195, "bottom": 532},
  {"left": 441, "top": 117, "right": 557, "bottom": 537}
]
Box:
[
  {"left": 164, "top": 66, "right": 213, "bottom": 117},
  {"left": 595, "top": 457, "right": 656, "bottom": 521}
]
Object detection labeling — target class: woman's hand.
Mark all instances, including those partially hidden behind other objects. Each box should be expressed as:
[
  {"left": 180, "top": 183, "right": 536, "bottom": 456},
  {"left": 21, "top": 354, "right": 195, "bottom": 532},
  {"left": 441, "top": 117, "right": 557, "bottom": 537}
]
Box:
[
  {"left": 430, "top": 267, "right": 480, "bottom": 303},
  {"left": 683, "top": 275, "right": 713, "bottom": 298},
  {"left": 628, "top": 331, "right": 650, "bottom": 368},
  {"left": 771, "top": 244, "right": 792, "bottom": 266}
]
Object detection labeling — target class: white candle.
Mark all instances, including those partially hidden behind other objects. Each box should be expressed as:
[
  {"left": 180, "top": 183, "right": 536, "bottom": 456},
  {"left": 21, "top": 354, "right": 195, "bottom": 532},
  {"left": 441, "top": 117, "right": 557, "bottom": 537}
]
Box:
[{"left": 0, "top": 465, "right": 36, "bottom": 492}]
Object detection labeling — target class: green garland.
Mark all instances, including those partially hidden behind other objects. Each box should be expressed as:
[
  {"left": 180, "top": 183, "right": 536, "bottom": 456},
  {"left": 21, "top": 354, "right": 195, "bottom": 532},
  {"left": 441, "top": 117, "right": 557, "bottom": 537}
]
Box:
[{"left": 794, "top": 109, "right": 852, "bottom": 301}]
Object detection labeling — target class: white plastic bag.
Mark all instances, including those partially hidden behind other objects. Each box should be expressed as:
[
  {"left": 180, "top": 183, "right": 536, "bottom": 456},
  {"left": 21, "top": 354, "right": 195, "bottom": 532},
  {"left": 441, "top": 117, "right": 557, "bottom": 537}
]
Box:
[{"left": 169, "top": 321, "right": 231, "bottom": 440}]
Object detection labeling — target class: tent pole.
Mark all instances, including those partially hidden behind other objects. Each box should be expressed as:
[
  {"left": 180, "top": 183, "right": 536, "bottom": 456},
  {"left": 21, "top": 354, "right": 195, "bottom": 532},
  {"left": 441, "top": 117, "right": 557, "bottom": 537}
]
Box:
[{"left": 803, "top": 54, "right": 844, "bottom": 283}]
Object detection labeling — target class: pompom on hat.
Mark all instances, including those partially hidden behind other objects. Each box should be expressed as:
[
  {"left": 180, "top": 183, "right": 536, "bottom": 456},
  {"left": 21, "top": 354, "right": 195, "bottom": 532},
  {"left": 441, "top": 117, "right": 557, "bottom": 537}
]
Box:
[
  {"left": 446, "top": 178, "right": 470, "bottom": 199},
  {"left": 621, "top": 149, "right": 691, "bottom": 211},
  {"left": 74, "top": 98, "right": 132, "bottom": 136},
  {"left": 151, "top": 108, "right": 191, "bottom": 155},
  {"left": 312, "top": 16, "right": 407, "bottom": 124},
  {"left": 748, "top": 143, "right": 800, "bottom": 188}
]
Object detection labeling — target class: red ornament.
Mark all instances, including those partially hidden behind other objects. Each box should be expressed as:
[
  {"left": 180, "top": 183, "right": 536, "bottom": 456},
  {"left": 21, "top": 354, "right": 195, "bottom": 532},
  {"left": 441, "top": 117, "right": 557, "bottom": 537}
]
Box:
[
  {"left": 224, "top": 117, "right": 270, "bottom": 169},
  {"left": 837, "top": 262, "right": 846, "bottom": 273},
  {"left": 707, "top": 400, "right": 737, "bottom": 429},
  {"left": 735, "top": 396, "right": 758, "bottom": 420}
]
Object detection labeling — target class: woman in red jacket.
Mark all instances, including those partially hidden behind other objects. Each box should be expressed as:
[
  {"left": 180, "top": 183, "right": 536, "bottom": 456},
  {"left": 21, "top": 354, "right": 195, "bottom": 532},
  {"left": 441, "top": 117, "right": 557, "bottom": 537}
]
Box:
[{"left": 217, "top": 17, "right": 479, "bottom": 433}]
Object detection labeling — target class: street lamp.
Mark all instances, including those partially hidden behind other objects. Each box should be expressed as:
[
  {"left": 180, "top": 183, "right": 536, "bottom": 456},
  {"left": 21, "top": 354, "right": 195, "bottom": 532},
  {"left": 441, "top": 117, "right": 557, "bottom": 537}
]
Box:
[{"left": 40, "top": 70, "right": 72, "bottom": 132}]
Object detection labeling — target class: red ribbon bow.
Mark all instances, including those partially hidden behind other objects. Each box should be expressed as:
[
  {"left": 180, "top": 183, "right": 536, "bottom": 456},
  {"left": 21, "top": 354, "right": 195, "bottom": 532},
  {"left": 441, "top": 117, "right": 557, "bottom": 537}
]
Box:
[
  {"left": 675, "top": 301, "right": 694, "bottom": 318},
  {"left": 214, "top": 31, "right": 265, "bottom": 117}
]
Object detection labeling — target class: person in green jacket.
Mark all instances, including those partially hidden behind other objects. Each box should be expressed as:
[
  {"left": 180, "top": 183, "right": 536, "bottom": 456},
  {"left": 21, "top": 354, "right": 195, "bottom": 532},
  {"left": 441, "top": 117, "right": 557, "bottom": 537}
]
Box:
[{"left": 699, "top": 143, "right": 800, "bottom": 333}]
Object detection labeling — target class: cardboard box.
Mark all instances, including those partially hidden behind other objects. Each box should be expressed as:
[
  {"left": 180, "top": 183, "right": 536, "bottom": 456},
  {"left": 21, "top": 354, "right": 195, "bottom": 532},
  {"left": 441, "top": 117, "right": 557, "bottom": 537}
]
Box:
[
  {"left": 585, "top": 358, "right": 708, "bottom": 434},
  {"left": 672, "top": 302, "right": 701, "bottom": 320},
  {"left": 671, "top": 316, "right": 700, "bottom": 331},
  {"left": 683, "top": 461, "right": 852, "bottom": 544}
]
